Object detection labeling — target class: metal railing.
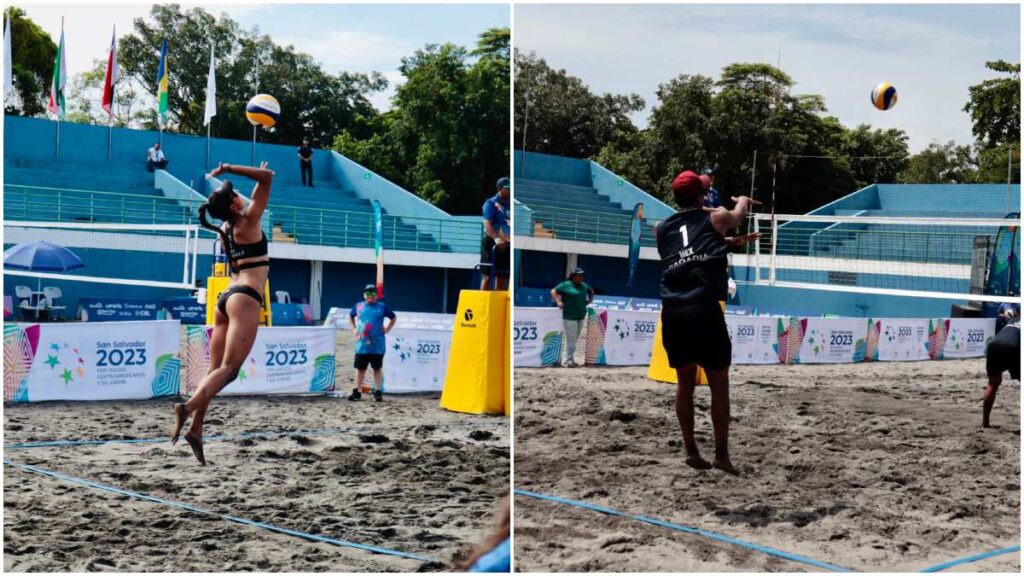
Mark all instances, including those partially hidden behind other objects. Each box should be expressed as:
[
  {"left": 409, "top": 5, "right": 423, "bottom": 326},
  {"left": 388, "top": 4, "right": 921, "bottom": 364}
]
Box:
[
  {"left": 3, "top": 184, "right": 480, "bottom": 254},
  {"left": 522, "top": 202, "right": 656, "bottom": 245}
]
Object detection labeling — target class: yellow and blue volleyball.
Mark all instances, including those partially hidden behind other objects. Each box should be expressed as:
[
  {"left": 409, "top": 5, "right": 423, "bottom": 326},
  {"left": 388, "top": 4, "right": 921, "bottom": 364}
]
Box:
[
  {"left": 871, "top": 82, "right": 897, "bottom": 111},
  {"left": 245, "top": 94, "right": 280, "bottom": 128}
]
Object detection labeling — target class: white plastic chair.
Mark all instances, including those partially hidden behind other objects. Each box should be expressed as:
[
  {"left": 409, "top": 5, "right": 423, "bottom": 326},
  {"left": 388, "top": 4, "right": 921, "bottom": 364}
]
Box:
[
  {"left": 43, "top": 287, "right": 66, "bottom": 320},
  {"left": 16, "top": 285, "right": 45, "bottom": 319},
  {"left": 275, "top": 290, "right": 291, "bottom": 304}
]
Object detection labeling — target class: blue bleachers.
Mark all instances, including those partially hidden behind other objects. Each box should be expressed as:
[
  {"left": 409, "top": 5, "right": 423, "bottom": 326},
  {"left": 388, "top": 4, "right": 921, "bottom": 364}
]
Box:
[{"left": 516, "top": 178, "right": 658, "bottom": 246}]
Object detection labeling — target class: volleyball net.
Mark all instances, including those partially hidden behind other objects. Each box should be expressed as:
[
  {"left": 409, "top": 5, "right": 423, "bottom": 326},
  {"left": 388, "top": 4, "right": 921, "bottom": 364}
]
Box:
[
  {"left": 736, "top": 213, "right": 1021, "bottom": 304},
  {"left": 4, "top": 221, "right": 203, "bottom": 291}
]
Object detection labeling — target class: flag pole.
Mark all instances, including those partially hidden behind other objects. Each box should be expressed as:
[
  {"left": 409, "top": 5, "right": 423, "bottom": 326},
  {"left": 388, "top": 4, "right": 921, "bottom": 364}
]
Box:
[{"left": 54, "top": 16, "right": 63, "bottom": 159}]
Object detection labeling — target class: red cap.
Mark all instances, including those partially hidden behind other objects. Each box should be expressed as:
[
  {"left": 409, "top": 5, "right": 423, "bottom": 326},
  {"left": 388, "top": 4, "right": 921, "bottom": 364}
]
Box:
[
  {"left": 672, "top": 170, "right": 703, "bottom": 196},
  {"left": 698, "top": 174, "right": 712, "bottom": 189}
]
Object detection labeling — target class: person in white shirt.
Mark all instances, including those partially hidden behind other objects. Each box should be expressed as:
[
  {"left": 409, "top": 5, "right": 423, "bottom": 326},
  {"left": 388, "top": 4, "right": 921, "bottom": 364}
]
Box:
[{"left": 147, "top": 142, "right": 169, "bottom": 172}]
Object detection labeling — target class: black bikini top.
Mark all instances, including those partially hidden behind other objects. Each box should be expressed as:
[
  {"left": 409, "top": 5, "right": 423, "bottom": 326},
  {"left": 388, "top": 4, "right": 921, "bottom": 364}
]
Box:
[{"left": 225, "top": 224, "right": 269, "bottom": 273}]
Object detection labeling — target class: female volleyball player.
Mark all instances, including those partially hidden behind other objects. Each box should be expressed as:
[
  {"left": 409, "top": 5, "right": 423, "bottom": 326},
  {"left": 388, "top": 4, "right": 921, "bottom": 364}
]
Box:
[
  {"left": 983, "top": 304, "right": 1020, "bottom": 428},
  {"left": 655, "top": 170, "right": 757, "bottom": 476},
  {"left": 171, "top": 162, "right": 274, "bottom": 464}
]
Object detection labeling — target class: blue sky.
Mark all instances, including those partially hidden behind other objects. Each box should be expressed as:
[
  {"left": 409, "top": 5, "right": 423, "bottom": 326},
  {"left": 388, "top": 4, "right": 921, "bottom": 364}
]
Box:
[
  {"left": 515, "top": 3, "right": 1020, "bottom": 152},
  {"left": 20, "top": 3, "right": 509, "bottom": 111}
]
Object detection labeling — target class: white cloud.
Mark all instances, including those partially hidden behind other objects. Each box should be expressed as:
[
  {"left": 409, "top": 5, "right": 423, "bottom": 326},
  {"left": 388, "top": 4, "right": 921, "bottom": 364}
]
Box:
[
  {"left": 275, "top": 29, "right": 417, "bottom": 74},
  {"left": 368, "top": 70, "right": 404, "bottom": 113}
]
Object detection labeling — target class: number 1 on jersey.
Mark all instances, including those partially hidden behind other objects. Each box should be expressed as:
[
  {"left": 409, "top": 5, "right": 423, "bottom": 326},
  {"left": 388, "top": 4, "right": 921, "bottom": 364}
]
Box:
[{"left": 679, "top": 224, "right": 690, "bottom": 248}]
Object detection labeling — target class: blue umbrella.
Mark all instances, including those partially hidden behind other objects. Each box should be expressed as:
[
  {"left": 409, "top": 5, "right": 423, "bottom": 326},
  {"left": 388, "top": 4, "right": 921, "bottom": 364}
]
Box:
[
  {"left": 4, "top": 241, "right": 85, "bottom": 272},
  {"left": 4, "top": 242, "right": 85, "bottom": 320}
]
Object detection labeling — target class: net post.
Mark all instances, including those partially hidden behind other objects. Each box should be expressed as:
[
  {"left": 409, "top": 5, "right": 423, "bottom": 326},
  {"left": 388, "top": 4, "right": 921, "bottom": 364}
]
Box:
[{"left": 769, "top": 216, "right": 778, "bottom": 285}]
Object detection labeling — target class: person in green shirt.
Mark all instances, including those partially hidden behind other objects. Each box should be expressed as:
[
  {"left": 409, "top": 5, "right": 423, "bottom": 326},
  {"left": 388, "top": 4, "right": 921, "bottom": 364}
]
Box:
[{"left": 550, "top": 267, "right": 595, "bottom": 367}]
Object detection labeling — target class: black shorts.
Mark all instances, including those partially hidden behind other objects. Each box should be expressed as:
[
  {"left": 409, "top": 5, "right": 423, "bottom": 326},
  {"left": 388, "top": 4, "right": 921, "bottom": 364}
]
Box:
[
  {"left": 480, "top": 237, "right": 510, "bottom": 276},
  {"left": 661, "top": 301, "right": 731, "bottom": 371},
  {"left": 216, "top": 285, "right": 264, "bottom": 317},
  {"left": 986, "top": 325, "right": 1020, "bottom": 380},
  {"left": 354, "top": 353, "right": 384, "bottom": 371}
]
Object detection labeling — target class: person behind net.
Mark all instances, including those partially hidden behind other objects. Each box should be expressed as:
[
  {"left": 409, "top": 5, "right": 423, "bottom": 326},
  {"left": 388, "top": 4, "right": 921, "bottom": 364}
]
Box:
[
  {"left": 480, "top": 177, "right": 511, "bottom": 290},
  {"left": 171, "top": 162, "right": 274, "bottom": 464},
  {"left": 655, "top": 170, "right": 758, "bottom": 476},
  {"left": 550, "top": 267, "right": 594, "bottom": 367},
  {"left": 347, "top": 283, "right": 397, "bottom": 403},
  {"left": 983, "top": 300, "right": 1020, "bottom": 428}
]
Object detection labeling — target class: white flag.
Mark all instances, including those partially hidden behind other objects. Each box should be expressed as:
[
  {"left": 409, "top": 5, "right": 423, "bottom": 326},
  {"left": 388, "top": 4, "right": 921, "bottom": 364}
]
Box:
[
  {"left": 4, "top": 16, "right": 13, "bottom": 101},
  {"left": 203, "top": 43, "right": 216, "bottom": 126}
]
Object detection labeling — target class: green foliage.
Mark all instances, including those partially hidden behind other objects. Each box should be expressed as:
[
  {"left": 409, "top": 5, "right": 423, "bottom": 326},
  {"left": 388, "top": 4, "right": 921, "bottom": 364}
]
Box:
[
  {"left": 590, "top": 63, "right": 910, "bottom": 214},
  {"left": 336, "top": 28, "right": 510, "bottom": 215},
  {"left": 514, "top": 50, "right": 644, "bottom": 159},
  {"left": 115, "top": 4, "right": 384, "bottom": 144},
  {"left": 964, "top": 60, "right": 1020, "bottom": 149},
  {"left": 3, "top": 6, "right": 57, "bottom": 117},
  {"left": 897, "top": 141, "right": 978, "bottom": 184}
]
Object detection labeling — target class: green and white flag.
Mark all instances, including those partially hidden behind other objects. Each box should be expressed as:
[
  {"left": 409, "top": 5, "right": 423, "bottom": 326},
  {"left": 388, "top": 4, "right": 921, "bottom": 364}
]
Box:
[{"left": 47, "top": 21, "right": 66, "bottom": 119}]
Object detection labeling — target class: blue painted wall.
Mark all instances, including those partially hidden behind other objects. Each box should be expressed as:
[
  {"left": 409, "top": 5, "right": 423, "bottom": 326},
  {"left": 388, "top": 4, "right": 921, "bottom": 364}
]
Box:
[
  {"left": 589, "top": 161, "right": 674, "bottom": 218},
  {"left": 514, "top": 151, "right": 592, "bottom": 186}
]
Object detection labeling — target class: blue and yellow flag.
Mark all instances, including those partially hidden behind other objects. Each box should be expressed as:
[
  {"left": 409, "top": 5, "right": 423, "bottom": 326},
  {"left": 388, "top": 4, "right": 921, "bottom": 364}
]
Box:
[
  {"left": 156, "top": 38, "right": 168, "bottom": 125},
  {"left": 626, "top": 202, "right": 644, "bottom": 290}
]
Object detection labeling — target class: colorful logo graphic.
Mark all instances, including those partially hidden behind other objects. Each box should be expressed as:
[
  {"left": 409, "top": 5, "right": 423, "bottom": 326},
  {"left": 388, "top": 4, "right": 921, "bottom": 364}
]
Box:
[
  {"left": 865, "top": 319, "right": 881, "bottom": 361},
  {"left": 584, "top": 308, "right": 608, "bottom": 365},
  {"left": 43, "top": 341, "right": 86, "bottom": 386},
  {"left": 926, "top": 319, "right": 949, "bottom": 360},
  {"left": 775, "top": 317, "right": 806, "bottom": 364},
  {"left": 612, "top": 318, "right": 631, "bottom": 341}
]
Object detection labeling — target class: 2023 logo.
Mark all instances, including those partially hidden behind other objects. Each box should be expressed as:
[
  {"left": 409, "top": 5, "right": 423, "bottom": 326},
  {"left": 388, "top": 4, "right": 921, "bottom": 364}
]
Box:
[
  {"left": 898, "top": 327, "right": 913, "bottom": 337},
  {"left": 265, "top": 349, "right": 308, "bottom": 366},
  {"left": 97, "top": 348, "right": 147, "bottom": 367},
  {"left": 829, "top": 333, "right": 854, "bottom": 346},
  {"left": 736, "top": 325, "right": 756, "bottom": 337},
  {"left": 633, "top": 321, "right": 657, "bottom": 335},
  {"left": 416, "top": 342, "right": 442, "bottom": 354},
  {"left": 966, "top": 330, "right": 985, "bottom": 343},
  {"left": 514, "top": 326, "right": 539, "bottom": 341}
]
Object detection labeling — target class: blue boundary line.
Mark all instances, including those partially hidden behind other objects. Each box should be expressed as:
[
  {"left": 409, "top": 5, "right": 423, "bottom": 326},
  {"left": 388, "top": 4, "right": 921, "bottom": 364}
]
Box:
[
  {"left": 4, "top": 459, "right": 437, "bottom": 564},
  {"left": 919, "top": 545, "right": 1021, "bottom": 572},
  {"left": 515, "top": 488, "right": 853, "bottom": 572}
]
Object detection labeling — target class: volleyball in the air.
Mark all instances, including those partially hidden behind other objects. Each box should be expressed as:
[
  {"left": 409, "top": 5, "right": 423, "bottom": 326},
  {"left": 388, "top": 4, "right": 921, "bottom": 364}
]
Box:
[
  {"left": 245, "top": 94, "right": 281, "bottom": 128},
  {"left": 871, "top": 82, "right": 897, "bottom": 111}
]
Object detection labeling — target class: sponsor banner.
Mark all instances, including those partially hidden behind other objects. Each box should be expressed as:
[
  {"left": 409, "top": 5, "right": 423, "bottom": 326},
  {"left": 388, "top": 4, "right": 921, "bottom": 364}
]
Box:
[
  {"left": 382, "top": 313, "right": 453, "bottom": 393},
  {"left": 725, "top": 315, "right": 780, "bottom": 364},
  {"left": 591, "top": 296, "right": 662, "bottom": 312},
  {"left": 794, "top": 317, "right": 868, "bottom": 364},
  {"left": 184, "top": 326, "right": 335, "bottom": 395},
  {"left": 873, "top": 318, "right": 931, "bottom": 361},
  {"left": 79, "top": 297, "right": 163, "bottom": 322},
  {"left": 163, "top": 298, "right": 205, "bottom": 325},
  {"left": 943, "top": 318, "right": 995, "bottom": 359},
  {"left": 513, "top": 307, "right": 563, "bottom": 367},
  {"left": 593, "top": 309, "right": 658, "bottom": 366},
  {"left": 3, "top": 320, "right": 180, "bottom": 402}
]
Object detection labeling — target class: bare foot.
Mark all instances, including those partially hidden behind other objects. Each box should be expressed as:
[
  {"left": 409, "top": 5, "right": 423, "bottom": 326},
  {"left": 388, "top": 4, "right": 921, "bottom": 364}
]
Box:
[
  {"left": 171, "top": 403, "right": 188, "bottom": 444},
  {"left": 184, "top": 431, "right": 206, "bottom": 465},
  {"left": 713, "top": 456, "right": 740, "bottom": 476},
  {"left": 685, "top": 453, "right": 713, "bottom": 470}
]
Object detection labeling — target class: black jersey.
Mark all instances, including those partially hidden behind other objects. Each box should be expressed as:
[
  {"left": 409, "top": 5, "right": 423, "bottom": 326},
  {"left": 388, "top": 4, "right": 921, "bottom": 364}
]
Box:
[{"left": 656, "top": 208, "right": 729, "bottom": 304}]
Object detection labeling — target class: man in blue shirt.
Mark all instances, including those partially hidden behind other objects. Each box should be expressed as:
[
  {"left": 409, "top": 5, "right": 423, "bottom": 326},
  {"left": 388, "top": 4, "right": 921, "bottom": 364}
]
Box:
[
  {"left": 347, "top": 284, "right": 396, "bottom": 402},
  {"left": 701, "top": 167, "right": 722, "bottom": 209},
  {"left": 481, "top": 177, "right": 511, "bottom": 290}
]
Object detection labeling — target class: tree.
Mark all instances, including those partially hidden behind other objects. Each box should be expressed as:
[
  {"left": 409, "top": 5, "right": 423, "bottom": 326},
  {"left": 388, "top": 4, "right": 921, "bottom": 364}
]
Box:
[
  {"left": 3, "top": 6, "right": 57, "bottom": 117},
  {"left": 65, "top": 59, "right": 146, "bottom": 127},
  {"left": 839, "top": 125, "right": 910, "bottom": 187},
  {"left": 898, "top": 141, "right": 977, "bottom": 184},
  {"left": 116, "top": 4, "right": 384, "bottom": 144},
  {"left": 514, "top": 50, "right": 644, "bottom": 159},
  {"left": 964, "top": 60, "right": 1020, "bottom": 149},
  {"left": 335, "top": 28, "right": 510, "bottom": 215}
]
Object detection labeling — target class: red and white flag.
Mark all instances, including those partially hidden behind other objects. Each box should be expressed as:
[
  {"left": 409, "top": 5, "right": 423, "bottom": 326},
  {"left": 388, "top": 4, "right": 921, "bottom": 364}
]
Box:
[{"left": 101, "top": 26, "right": 117, "bottom": 117}]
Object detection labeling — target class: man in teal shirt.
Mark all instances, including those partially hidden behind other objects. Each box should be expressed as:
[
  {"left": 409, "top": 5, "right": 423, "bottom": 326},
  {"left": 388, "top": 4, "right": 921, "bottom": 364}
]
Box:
[{"left": 550, "top": 267, "right": 594, "bottom": 367}]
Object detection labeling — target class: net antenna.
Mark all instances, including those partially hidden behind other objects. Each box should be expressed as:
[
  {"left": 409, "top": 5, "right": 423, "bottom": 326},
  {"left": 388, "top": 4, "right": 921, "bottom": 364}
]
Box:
[
  {"left": 741, "top": 213, "right": 1022, "bottom": 304},
  {"left": 4, "top": 221, "right": 201, "bottom": 290}
]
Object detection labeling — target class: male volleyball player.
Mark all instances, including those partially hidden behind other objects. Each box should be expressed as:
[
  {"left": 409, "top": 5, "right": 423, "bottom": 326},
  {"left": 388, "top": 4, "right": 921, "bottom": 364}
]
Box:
[
  {"left": 171, "top": 162, "right": 274, "bottom": 464},
  {"left": 983, "top": 308, "right": 1020, "bottom": 428},
  {"left": 656, "top": 170, "right": 757, "bottom": 475}
]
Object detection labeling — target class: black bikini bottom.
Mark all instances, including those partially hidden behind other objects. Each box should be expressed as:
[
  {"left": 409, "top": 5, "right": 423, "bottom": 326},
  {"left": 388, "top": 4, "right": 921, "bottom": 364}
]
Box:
[{"left": 216, "top": 285, "right": 264, "bottom": 317}]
